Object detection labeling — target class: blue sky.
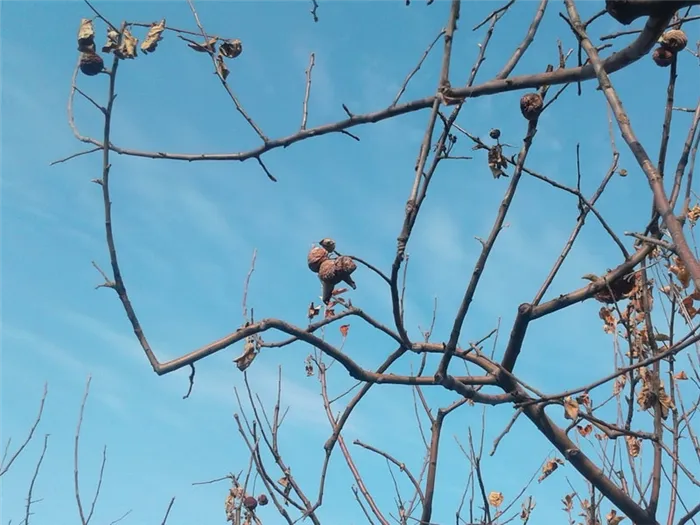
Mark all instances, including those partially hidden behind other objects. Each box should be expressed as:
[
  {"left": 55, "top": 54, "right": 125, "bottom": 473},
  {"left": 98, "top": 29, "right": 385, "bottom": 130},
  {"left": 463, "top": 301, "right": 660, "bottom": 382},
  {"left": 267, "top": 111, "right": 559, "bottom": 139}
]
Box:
[{"left": 2, "top": 1, "right": 699, "bottom": 524}]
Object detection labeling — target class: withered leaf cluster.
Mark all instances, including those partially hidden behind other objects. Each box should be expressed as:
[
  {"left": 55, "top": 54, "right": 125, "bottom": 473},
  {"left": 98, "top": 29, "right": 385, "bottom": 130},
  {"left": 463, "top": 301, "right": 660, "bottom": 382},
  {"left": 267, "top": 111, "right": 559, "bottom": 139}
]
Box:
[
  {"left": 487, "top": 144, "right": 508, "bottom": 179},
  {"left": 183, "top": 36, "right": 243, "bottom": 80},
  {"left": 232, "top": 337, "right": 257, "bottom": 372},
  {"left": 636, "top": 366, "right": 674, "bottom": 420}
]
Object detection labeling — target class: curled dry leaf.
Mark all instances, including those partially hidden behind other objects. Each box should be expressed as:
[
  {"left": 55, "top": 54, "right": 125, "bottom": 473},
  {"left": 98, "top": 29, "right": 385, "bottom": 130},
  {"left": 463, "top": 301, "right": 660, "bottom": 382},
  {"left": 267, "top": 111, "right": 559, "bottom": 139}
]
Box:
[
  {"left": 538, "top": 457, "right": 564, "bottom": 482},
  {"left": 606, "top": 509, "right": 625, "bottom": 525},
  {"left": 339, "top": 324, "right": 350, "bottom": 338},
  {"left": 562, "top": 493, "right": 575, "bottom": 512},
  {"left": 308, "top": 301, "right": 321, "bottom": 320},
  {"left": 102, "top": 28, "right": 120, "bottom": 53},
  {"left": 520, "top": 498, "right": 535, "bottom": 521},
  {"left": 613, "top": 375, "right": 627, "bottom": 396},
  {"left": 687, "top": 204, "right": 700, "bottom": 226},
  {"left": 576, "top": 392, "right": 591, "bottom": 411},
  {"left": 225, "top": 491, "right": 235, "bottom": 522},
  {"left": 141, "top": 19, "right": 166, "bottom": 54},
  {"left": 233, "top": 338, "right": 257, "bottom": 371},
  {"left": 116, "top": 28, "right": 138, "bottom": 59},
  {"left": 576, "top": 424, "right": 593, "bottom": 437},
  {"left": 599, "top": 307, "right": 617, "bottom": 334},
  {"left": 563, "top": 396, "right": 579, "bottom": 420},
  {"left": 216, "top": 54, "right": 230, "bottom": 80},
  {"left": 487, "top": 144, "right": 508, "bottom": 179},
  {"left": 220, "top": 38, "right": 243, "bottom": 58},
  {"left": 304, "top": 355, "right": 314, "bottom": 377},
  {"left": 674, "top": 370, "right": 688, "bottom": 380},
  {"left": 670, "top": 256, "right": 691, "bottom": 288},
  {"left": 77, "top": 18, "right": 96, "bottom": 52},
  {"left": 488, "top": 491, "right": 504, "bottom": 507},
  {"left": 625, "top": 435, "right": 641, "bottom": 457}
]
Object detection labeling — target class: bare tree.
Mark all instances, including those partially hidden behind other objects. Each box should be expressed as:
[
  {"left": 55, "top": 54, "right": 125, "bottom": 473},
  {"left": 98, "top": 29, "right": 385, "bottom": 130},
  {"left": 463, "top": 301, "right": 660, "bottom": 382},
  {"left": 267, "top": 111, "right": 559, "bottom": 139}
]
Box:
[{"left": 46, "top": 0, "right": 700, "bottom": 524}]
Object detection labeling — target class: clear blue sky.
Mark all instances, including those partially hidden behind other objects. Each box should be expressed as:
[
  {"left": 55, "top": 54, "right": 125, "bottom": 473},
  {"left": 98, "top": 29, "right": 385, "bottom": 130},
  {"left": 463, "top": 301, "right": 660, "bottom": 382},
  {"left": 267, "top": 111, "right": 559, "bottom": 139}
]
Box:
[{"left": 2, "top": 1, "right": 699, "bottom": 524}]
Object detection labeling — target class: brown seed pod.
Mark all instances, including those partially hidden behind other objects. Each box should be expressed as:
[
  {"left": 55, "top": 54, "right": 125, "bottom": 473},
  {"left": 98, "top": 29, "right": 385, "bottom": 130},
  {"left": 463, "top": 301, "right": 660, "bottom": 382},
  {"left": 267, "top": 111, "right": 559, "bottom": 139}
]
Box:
[
  {"left": 334, "top": 256, "right": 357, "bottom": 290},
  {"left": 652, "top": 47, "right": 674, "bottom": 67},
  {"left": 318, "top": 259, "right": 340, "bottom": 285},
  {"left": 659, "top": 29, "right": 687, "bottom": 53},
  {"left": 220, "top": 39, "right": 243, "bottom": 59},
  {"left": 243, "top": 496, "right": 258, "bottom": 511},
  {"left": 489, "top": 128, "right": 501, "bottom": 140},
  {"left": 79, "top": 52, "right": 105, "bottom": 76},
  {"left": 520, "top": 93, "right": 543, "bottom": 121},
  {"left": 319, "top": 238, "right": 336, "bottom": 253},
  {"left": 307, "top": 246, "right": 329, "bottom": 273},
  {"left": 257, "top": 494, "right": 269, "bottom": 506}
]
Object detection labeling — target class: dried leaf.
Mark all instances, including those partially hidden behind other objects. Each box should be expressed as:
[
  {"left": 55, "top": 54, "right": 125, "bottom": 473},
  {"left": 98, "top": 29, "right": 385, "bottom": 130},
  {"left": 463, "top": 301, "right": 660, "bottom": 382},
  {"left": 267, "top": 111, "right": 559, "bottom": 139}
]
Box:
[
  {"left": 141, "top": 19, "right": 166, "bottom": 54},
  {"left": 538, "top": 457, "right": 564, "bottom": 482},
  {"left": 520, "top": 498, "right": 536, "bottom": 521},
  {"left": 102, "top": 28, "right": 120, "bottom": 53},
  {"left": 606, "top": 509, "right": 625, "bottom": 525},
  {"left": 77, "top": 18, "right": 96, "bottom": 52},
  {"left": 488, "top": 491, "right": 504, "bottom": 507},
  {"left": 625, "top": 435, "right": 641, "bottom": 457},
  {"left": 599, "top": 307, "right": 617, "bottom": 334},
  {"left": 308, "top": 302, "right": 321, "bottom": 320},
  {"left": 658, "top": 383, "right": 674, "bottom": 419},
  {"left": 576, "top": 393, "right": 591, "bottom": 411},
  {"left": 613, "top": 375, "right": 627, "bottom": 395},
  {"left": 562, "top": 493, "right": 575, "bottom": 512},
  {"left": 339, "top": 324, "right": 350, "bottom": 337},
  {"left": 670, "top": 257, "right": 691, "bottom": 288},
  {"left": 188, "top": 36, "right": 218, "bottom": 53},
  {"left": 304, "top": 355, "right": 314, "bottom": 377},
  {"left": 674, "top": 370, "right": 688, "bottom": 380},
  {"left": 487, "top": 145, "right": 509, "bottom": 179},
  {"left": 332, "top": 287, "right": 349, "bottom": 296},
  {"left": 233, "top": 339, "right": 256, "bottom": 371},
  {"left": 116, "top": 28, "right": 138, "bottom": 59},
  {"left": 595, "top": 433, "right": 608, "bottom": 440},
  {"left": 563, "top": 396, "right": 580, "bottom": 420},
  {"left": 220, "top": 38, "right": 243, "bottom": 58},
  {"left": 576, "top": 424, "right": 593, "bottom": 437},
  {"left": 324, "top": 307, "right": 335, "bottom": 319},
  {"left": 216, "top": 54, "right": 230, "bottom": 80},
  {"left": 687, "top": 203, "right": 700, "bottom": 226}
]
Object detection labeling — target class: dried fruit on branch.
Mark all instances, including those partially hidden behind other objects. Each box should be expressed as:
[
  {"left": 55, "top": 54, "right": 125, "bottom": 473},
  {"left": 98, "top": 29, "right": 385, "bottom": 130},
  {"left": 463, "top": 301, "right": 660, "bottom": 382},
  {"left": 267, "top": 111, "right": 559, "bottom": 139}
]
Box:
[
  {"left": 319, "top": 237, "right": 336, "bottom": 253},
  {"left": 257, "top": 494, "right": 268, "bottom": 506},
  {"left": 79, "top": 52, "right": 105, "bottom": 76},
  {"left": 77, "top": 18, "right": 96, "bottom": 52},
  {"left": 520, "top": 93, "right": 543, "bottom": 121},
  {"left": 659, "top": 29, "right": 688, "bottom": 53},
  {"left": 582, "top": 272, "right": 637, "bottom": 303},
  {"left": 308, "top": 247, "right": 330, "bottom": 272},
  {"left": 334, "top": 256, "right": 357, "bottom": 289},
  {"left": 220, "top": 39, "right": 243, "bottom": 58},
  {"left": 652, "top": 47, "right": 674, "bottom": 67},
  {"left": 489, "top": 128, "right": 501, "bottom": 140},
  {"left": 141, "top": 19, "right": 166, "bottom": 54}
]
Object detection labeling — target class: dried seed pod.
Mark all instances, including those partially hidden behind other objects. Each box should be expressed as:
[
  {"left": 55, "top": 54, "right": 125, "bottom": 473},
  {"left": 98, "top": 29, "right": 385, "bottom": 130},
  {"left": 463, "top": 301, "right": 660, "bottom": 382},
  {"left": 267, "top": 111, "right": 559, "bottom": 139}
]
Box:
[
  {"left": 489, "top": 128, "right": 501, "bottom": 140},
  {"left": 318, "top": 259, "right": 339, "bottom": 284},
  {"left": 659, "top": 29, "right": 687, "bottom": 53},
  {"left": 334, "top": 256, "right": 357, "bottom": 290},
  {"left": 520, "top": 93, "right": 543, "bottom": 121},
  {"left": 79, "top": 52, "right": 105, "bottom": 76},
  {"left": 257, "top": 494, "right": 269, "bottom": 506},
  {"left": 220, "top": 39, "right": 243, "bottom": 59},
  {"left": 243, "top": 496, "right": 258, "bottom": 511},
  {"left": 319, "top": 238, "right": 336, "bottom": 253},
  {"left": 652, "top": 47, "right": 674, "bottom": 67},
  {"left": 307, "top": 246, "right": 329, "bottom": 273}
]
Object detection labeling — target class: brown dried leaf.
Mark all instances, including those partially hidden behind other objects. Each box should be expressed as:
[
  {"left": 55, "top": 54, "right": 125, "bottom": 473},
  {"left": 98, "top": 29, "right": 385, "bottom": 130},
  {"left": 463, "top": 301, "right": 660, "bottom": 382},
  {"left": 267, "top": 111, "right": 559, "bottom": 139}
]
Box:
[
  {"left": 606, "top": 509, "right": 625, "bottom": 525},
  {"left": 687, "top": 204, "right": 700, "bottom": 226},
  {"left": 674, "top": 370, "right": 688, "bottom": 380},
  {"left": 613, "top": 374, "right": 627, "bottom": 395},
  {"left": 78, "top": 18, "right": 96, "bottom": 52},
  {"left": 562, "top": 493, "right": 575, "bottom": 512},
  {"left": 332, "top": 287, "right": 349, "bottom": 296},
  {"left": 670, "top": 257, "right": 691, "bottom": 289},
  {"left": 658, "top": 383, "right": 674, "bottom": 419},
  {"left": 308, "top": 302, "right": 321, "bottom": 320},
  {"left": 487, "top": 145, "right": 509, "bottom": 179},
  {"left": 563, "top": 396, "right": 580, "bottom": 420},
  {"left": 116, "top": 28, "right": 138, "bottom": 59},
  {"left": 576, "top": 393, "right": 591, "bottom": 411},
  {"left": 576, "top": 424, "right": 593, "bottom": 437},
  {"left": 339, "top": 324, "right": 350, "bottom": 338},
  {"left": 304, "top": 355, "right": 314, "bottom": 377},
  {"left": 188, "top": 36, "right": 218, "bottom": 53},
  {"left": 216, "top": 54, "right": 230, "bottom": 80},
  {"left": 141, "top": 19, "right": 166, "bottom": 54},
  {"left": 538, "top": 457, "right": 564, "bottom": 482},
  {"left": 220, "top": 38, "right": 243, "bottom": 58},
  {"left": 488, "top": 491, "right": 504, "bottom": 507},
  {"left": 625, "top": 435, "right": 641, "bottom": 457},
  {"left": 233, "top": 339, "right": 256, "bottom": 372},
  {"left": 599, "top": 307, "right": 617, "bottom": 334},
  {"left": 102, "top": 28, "right": 120, "bottom": 53},
  {"left": 595, "top": 433, "right": 608, "bottom": 440},
  {"left": 324, "top": 307, "right": 335, "bottom": 319},
  {"left": 520, "top": 498, "right": 536, "bottom": 521}
]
